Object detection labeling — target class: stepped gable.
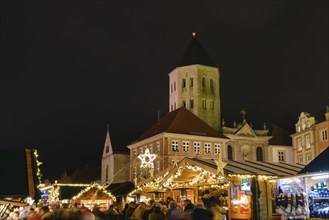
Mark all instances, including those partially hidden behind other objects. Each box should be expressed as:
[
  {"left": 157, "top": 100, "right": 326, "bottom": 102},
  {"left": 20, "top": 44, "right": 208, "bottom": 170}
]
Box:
[
  {"left": 178, "top": 35, "right": 217, "bottom": 67},
  {"left": 135, "top": 107, "right": 227, "bottom": 142}
]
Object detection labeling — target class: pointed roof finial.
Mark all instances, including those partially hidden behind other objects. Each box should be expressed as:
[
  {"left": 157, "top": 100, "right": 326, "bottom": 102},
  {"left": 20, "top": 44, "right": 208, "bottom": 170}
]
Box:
[{"left": 240, "top": 108, "right": 247, "bottom": 123}]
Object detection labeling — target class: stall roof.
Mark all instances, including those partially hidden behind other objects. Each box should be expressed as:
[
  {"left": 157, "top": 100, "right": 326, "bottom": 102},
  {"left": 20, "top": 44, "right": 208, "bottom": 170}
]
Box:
[
  {"left": 191, "top": 158, "right": 304, "bottom": 176},
  {"left": 106, "top": 181, "right": 135, "bottom": 197},
  {"left": 298, "top": 147, "right": 329, "bottom": 174}
]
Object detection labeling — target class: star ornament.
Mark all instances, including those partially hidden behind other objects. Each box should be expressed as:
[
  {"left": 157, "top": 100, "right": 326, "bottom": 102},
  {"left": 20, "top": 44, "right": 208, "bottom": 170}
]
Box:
[
  {"left": 215, "top": 155, "right": 227, "bottom": 176},
  {"left": 138, "top": 149, "right": 157, "bottom": 169}
]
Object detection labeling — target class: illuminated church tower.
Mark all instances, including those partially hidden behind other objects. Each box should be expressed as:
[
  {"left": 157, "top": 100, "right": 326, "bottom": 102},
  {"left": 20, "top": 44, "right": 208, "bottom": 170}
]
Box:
[{"left": 169, "top": 33, "right": 221, "bottom": 131}]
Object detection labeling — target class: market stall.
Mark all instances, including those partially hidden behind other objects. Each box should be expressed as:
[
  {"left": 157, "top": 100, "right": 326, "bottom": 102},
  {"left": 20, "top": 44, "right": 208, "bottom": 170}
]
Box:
[
  {"left": 72, "top": 183, "right": 116, "bottom": 210},
  {"left": 270, "top": 147, "right": 329, "bottom": 220}
]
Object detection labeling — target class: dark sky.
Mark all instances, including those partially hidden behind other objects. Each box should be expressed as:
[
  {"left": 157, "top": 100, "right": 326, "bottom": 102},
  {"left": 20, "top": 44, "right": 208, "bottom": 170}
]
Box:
[{"left": 1, "top": 1, "right": 328, "bottom": 180}]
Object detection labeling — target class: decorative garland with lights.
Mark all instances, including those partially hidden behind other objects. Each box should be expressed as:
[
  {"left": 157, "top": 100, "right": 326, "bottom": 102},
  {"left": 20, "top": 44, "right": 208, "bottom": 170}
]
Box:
[
  {"left": 163, "top": 163, "right": 227, "bottom": 189},
  {"left": 72, "top": 183, "right": 116, "bottom": 202},
  {"left": 31, "top": 149, "right": 42, "bottom": 201}
]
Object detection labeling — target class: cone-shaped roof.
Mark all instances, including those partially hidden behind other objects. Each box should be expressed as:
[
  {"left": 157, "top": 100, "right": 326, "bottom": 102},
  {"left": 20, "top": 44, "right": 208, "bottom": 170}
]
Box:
[
  {"left": 178, "top": 34, "right": 217, "bottom": 67},
  {"left": 135, "top": 107, "right": 227, "bottom": 142}
]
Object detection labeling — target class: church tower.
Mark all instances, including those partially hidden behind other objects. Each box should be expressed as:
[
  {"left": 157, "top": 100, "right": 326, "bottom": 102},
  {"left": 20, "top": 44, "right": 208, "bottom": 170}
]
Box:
[
  {"left": 169, "top": 32, "right": 221, "bottom": 131},
  {"left": 101, "top": 125, "right": 114, "bottom": 185}
]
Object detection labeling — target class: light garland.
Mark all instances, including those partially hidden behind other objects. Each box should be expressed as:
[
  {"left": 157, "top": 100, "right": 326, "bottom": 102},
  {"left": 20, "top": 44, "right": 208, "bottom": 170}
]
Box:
[
  {"left": 72, "top": 183, "right": 116, "bottom": 202},
  {"left": 33, "top": 150, "right": 43, "bottom": 185},
  {"left": 138, "top": 149, "right": 157, "bottom": 169},
  {"left": 163, "top": 163, "right": 227, "bottom": 189}
]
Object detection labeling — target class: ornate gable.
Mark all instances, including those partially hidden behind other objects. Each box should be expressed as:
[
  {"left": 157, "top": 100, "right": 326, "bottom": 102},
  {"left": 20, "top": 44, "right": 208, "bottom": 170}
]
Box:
[{"left": 235, "top": 123, "right": 256, "bottom": 137}]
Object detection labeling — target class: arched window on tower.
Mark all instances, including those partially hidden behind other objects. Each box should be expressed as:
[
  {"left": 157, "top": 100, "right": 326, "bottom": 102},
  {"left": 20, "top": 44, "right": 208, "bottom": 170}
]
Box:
[
  {"left": 106, "top": 144, "right": 109, "bottom": 153},
  {"left": 202, "top": 77, "right": 206, "bottom": 88},
  {"left": 228, "top": 145, "right": 233, "bottom": 160},
  {"left": 256, "top": 147, "right": 263, "bottom": 161},
  {"left": 210, "top": 79, "right": 214, "bottom": 92}
]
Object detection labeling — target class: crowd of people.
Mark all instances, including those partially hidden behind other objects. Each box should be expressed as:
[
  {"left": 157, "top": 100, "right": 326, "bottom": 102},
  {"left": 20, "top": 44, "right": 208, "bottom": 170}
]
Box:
[{"left": 2, "top": 195, "right": 226, "bottom": 220}]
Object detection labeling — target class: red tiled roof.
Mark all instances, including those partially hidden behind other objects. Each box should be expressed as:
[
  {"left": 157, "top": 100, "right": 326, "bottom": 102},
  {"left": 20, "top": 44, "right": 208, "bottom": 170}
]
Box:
[{"left": 135, "top": 107, "right": 228, "bottom": 142}]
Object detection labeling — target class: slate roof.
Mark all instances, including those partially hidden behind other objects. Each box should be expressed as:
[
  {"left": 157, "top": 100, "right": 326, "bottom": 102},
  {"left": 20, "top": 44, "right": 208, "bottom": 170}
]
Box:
[
  {"left": 106, "top": 181, "right": 135, "bottom": 197},
  {"left": 135, "top": 107, "right": 228, "bottom": 142},
  {"left": 178, "top": 36, "right": 217, "bottom": 67},
  {"left": 70, "top": 165, "right": 100, "bottom": 183},
  {"left": 269, "top": 124, "right": 292, "bottom": 146},
  {"left": 298, "top": 147, "right": 329, "bottom": 174}
]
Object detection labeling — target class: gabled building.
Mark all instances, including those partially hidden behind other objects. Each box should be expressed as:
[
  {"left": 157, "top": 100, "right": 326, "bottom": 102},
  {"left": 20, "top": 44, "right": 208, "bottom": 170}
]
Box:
[
  {"left": 291, "top": 107, "right": 329, "bottom": 165},
  {"left": 127, "top": 107, "right": 229, "bottom": 185},
  {"left": 268, "top": 124, "right": 293, "bottom": 163},
  {"left": 221, "top": 109, "right": 271, "bottom": 162},
  {"left": 101, "top": 127, "right": 129, "bottom": 185}
]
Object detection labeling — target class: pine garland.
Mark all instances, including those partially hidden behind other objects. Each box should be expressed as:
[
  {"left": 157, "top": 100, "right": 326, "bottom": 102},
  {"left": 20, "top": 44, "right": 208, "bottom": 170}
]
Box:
[{"left": 251, "top": 177, "right": 261, "bottom": 220}]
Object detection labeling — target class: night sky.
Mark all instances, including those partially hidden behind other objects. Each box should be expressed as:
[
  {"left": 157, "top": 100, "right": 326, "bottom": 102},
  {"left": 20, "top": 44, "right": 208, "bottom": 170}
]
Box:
[{"left": 1, "top": 1, "right": 328, "bottom": 181}]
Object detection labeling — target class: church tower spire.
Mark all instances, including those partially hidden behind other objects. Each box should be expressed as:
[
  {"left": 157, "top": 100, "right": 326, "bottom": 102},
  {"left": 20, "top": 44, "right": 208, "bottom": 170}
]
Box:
[
  {"left": 101, "top": 125, "right": 113, "bottom": 184},
  {"left": 169, "top": 33, "right": 221, "bottom": 131}
]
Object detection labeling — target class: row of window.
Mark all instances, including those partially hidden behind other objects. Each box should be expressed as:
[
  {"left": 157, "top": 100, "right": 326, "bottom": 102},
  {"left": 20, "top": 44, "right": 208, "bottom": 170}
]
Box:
[
  {"left": 296, "top": 134, "right": 311, "bottom": 151},
  {"left": 170, "top": 77, "right": 215, "bottom": 93},
  {"left": 297, "top": 153, "right": 312, "bottom": 164},
  {"left": 171, "top": 99, "right": 215, "bottom": 111},
  {"left": 172, "top": 141, "right": 221, "bottom": 154}
]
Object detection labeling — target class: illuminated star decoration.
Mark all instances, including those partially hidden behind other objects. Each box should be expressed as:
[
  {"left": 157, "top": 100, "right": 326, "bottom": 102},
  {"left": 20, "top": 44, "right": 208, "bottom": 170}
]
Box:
[
  {"left": 138, "top": 149, "right": 157, "bottom": 169},
  {"left": 214, "top": 153, "right": 227, "bottom": 176}
]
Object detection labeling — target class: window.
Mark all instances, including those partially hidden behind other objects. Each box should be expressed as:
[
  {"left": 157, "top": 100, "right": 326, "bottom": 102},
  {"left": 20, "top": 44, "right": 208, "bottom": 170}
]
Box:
[
  {"left": 204, "top": 143, "right": 211, "bottom": 154},
  {"left": 278, "top": 151, "right": 286, "bottom": 162},
  {"left": 305, "top": 135, "right": 310, "bottom": 148},
  {"left": 210, "top": 100, "right": 214, "bottom": 110},
  {"left": 133, "top": 149, "right": 137, "bottom": 156},
  {"left": 183, "top": 101, "right": 186, "bottom": 108},
  {"left": 202, "top": 99, "right": 206, "bottom": 109},
  {"left": 140, "top": 147, "right": 143, "bottom": 154},
  {"left": 190, "top": 78, "right": 193, "bottom": 87},
  {"left": 210, "top": 79, "right": 214, "bottom": 91},
  {"left": 298, "top": 155, "right": 303, "bottom": 164},
  {"left": 182, "top": 79, "right": 186, "bottom": 88},
  {"left": 202, "top": 77, "right": 206, "bottom": 88},
  {"left": 256, "top": 147, "right": 263, "bottom": 161},
  {"left": 183, "top": 141, "right": 190, "bottom": 152},
  {"left": 297, "top": 138, "right": 302, "bottom": 151},
  {"left": 172, "top": 140, "right": 179, "bottom": 152},
  {"left": 133, "top": 166, "right": 137, "bottom": 178},
  {"left": 171, "top": 105, "right": 173, "bottom": 111},
  {"left": 228, "top": 145, "right": 233, "bottom": 160},
  {"left": 171, "top": 84, "right": 173, "bottom": 93},
  {"left": 194, "top": 142, "right": 200, "bottom": 154},
  {"left": 306, "top": 154, "right": 312, "bottom": 163},
  {"left": 156, "top": 142, "right": 160, "bottom": 153},
  {"left": 321, "top": 130, "right": 328, "bottom": 141},
  {"left": 214, "top": 144, "right": 221, "bottom": 154},
  {"left": 174, "top": 82, "right": 176, "bottom": 91},
  {"left": 174, "top": 103, "right": 176, "bottom": 110},
  {"left": 106, "top": 144, "right": 109, "bottom": 153},
  {"left": 149, "top": 145, "right": 153, "bottom": 153},
  {"left": 190, "top": 99, "right": 194, "bottom": 109}
]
